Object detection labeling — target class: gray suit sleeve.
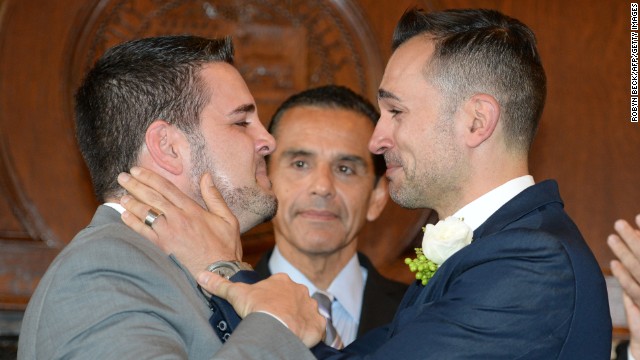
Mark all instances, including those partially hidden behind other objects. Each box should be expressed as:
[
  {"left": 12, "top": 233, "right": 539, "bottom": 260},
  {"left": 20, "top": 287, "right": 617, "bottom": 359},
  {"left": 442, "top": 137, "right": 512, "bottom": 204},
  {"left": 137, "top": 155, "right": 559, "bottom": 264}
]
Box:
[
  {"left": 20, "top": 220, "right": 316, "bottom": 360},
  {"left": 214, "top": 312, "right": 316, "bottom": 360}
]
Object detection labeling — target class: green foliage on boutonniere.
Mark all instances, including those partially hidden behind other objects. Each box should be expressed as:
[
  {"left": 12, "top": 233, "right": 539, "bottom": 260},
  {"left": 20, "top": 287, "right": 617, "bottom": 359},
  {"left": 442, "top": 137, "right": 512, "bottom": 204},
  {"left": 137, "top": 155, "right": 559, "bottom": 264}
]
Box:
[
  {"left": 405, "top": 216, "right": 473, "bottom": 286},
  {"left": 405, "top": 248, "right": 438, "bottom": 286}
]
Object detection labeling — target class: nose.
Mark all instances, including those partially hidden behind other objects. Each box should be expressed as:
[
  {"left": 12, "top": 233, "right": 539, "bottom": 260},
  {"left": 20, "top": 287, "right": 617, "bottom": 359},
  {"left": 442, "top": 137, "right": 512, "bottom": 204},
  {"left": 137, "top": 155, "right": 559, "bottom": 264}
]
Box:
[
  {"left": 255, "top": 119, "right": 276, "bottom": 156},
  {"left": 368, "top": 115, "right": 393, "bottom": 155},
  {"left": 309, "top": 164, "right": 335, "bottom": 199}
]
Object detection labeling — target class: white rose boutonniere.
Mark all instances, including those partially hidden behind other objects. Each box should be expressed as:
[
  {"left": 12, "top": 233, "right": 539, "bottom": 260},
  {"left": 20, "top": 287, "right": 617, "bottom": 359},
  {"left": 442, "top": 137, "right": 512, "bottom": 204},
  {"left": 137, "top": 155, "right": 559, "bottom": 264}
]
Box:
[{"left": 405, "top": 217, "right": 473, "bottom": 285}]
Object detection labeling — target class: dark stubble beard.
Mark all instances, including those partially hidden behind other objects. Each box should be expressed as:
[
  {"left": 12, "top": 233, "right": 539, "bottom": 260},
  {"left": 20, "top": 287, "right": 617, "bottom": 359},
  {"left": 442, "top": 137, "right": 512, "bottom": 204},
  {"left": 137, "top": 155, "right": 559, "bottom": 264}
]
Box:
[
  {"left": 187, "top": 132, "right": 278, "bottom": 232},
  {"left": 383, "top": 113, "right": 463, "bottom": 211}
]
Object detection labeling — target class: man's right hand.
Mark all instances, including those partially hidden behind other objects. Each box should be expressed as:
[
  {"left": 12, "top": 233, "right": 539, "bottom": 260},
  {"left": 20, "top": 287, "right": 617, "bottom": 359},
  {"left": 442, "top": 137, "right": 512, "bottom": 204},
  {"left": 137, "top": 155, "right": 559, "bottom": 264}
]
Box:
[{"left": 198, "top": 271, "right": 326, "bottom": 348}]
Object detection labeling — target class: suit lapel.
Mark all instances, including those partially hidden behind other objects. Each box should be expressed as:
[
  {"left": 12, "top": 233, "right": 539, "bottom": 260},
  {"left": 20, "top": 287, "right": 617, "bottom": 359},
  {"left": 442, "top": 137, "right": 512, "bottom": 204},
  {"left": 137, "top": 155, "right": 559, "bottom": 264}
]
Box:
[{"left": 253, "top": 249, "right": 273, "bottom": 280}]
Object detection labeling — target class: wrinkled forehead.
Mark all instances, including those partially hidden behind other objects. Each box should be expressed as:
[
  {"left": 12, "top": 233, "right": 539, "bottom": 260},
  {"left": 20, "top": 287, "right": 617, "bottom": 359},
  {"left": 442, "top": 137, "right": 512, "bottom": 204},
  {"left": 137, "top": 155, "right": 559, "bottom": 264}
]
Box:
[{"left": 273, "top": 106, "right": 375, "bottom": 159}]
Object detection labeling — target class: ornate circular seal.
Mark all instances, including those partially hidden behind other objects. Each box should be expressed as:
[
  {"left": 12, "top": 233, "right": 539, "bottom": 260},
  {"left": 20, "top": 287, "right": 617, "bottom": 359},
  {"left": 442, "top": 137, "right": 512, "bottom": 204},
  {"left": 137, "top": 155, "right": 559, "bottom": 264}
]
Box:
[{"left": 70, "top": 0, "right": 383, "bottom": 121}]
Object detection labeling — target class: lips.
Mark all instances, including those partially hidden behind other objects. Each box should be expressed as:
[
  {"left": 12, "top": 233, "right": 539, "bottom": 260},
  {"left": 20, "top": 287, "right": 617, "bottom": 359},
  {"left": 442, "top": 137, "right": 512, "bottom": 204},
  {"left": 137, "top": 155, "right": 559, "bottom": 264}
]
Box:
[
  {"left": 384, "top": 153, "right": 403, "bottom": 178},
  {"left": 385, "top": 165, "right": 401, "bottom": 177},
  {"left": 255, "top": 158, "right": 270, "bottom": 180},
  {"left": 255, "top": 157, "right": 268, "bottom": 175},
  {"left": 297, "top": 209, "right": 339, "bottom": 221}
]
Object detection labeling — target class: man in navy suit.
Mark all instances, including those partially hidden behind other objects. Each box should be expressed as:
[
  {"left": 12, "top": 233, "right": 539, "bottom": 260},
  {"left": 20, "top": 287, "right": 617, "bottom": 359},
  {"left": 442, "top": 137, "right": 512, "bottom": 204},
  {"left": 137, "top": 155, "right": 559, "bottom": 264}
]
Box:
[
  {"left": 119, "top": 7, "right": 612, "bottom": 359},
  {"left": 306, "top": 8, "right": 611, "bottom": 358}
]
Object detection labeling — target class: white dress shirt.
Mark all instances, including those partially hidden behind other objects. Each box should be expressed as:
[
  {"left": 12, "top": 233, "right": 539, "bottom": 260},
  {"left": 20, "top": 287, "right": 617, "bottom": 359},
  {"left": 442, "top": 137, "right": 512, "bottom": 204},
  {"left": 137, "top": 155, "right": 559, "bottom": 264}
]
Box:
[
  {"left": 104, "top": 202, "right": 126, "bottom": 214},
  {"left": 268, "top": 246, "right": 367, "bottom": 346},
  {"left": 452, "top": 175, "right": 535, "bottom": 231}
]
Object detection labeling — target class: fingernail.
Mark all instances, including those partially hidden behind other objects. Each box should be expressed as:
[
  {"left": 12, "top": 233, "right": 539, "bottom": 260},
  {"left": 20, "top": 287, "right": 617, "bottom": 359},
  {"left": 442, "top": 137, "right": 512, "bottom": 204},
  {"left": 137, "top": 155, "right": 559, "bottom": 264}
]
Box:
[
  {"left": 205, "top": 173, "right": 214, "bottom": 186},
  {"left": 607, "top": 235, "right": 616, "bottom": 246},
  {"left": 131, "top": 167, "right": 141, "bottom": 176},
  {"left": 614, "top": 219, "right": 626, "bottom": 231},
  {"left": 610, "top": 260, "right": 620, "bottom": 270},
  {"left": 197, "top": 271, "right": 211, "bottom": 285},
  {"left": 120, "top": 195, "right": 130, "bottom": 204},
  {"left": 118, "top": 172, "right": 131, "bottom": 183}
]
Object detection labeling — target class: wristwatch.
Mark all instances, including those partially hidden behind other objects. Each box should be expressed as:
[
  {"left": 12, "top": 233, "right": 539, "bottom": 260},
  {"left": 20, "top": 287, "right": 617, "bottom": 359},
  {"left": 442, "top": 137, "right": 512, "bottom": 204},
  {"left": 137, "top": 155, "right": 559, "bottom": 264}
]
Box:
[{"left": 206, "top": 260, "right": 253, "bottom": 279}]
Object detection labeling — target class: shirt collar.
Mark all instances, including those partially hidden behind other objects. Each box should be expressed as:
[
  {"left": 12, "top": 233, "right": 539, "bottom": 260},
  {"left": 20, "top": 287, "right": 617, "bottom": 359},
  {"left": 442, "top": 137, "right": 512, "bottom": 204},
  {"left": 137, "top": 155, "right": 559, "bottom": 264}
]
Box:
[
  {"left": 104, "top": 202, "right": 126, "bottom": 214},
  {"left": 452, "top": 175, "right": 535, "bottom": 231},
  {"left": 268, "top": 246, "right": 365, "bottom": 322}
]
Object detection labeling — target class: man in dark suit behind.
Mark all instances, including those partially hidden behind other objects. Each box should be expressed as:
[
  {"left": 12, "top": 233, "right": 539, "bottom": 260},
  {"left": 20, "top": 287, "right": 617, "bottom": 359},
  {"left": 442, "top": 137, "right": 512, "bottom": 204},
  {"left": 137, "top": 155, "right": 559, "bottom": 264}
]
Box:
[{"left": 254, "top": 85, "right": 407, "bottom": 346}]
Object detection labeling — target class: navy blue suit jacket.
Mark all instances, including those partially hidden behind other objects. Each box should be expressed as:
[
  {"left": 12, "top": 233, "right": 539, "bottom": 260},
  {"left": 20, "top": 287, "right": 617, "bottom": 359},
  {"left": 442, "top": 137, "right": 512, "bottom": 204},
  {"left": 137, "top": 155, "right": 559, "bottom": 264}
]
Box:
[{"left": 313, "top": 180, "right": 612, "bottom": 359}]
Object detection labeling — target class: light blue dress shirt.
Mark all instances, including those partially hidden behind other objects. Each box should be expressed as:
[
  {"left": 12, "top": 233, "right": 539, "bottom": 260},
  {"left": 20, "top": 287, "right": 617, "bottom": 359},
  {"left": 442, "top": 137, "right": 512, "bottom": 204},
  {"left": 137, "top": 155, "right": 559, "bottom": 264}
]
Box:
[{"left": 268, "top": 246, "right": 367, "bottom": 346}]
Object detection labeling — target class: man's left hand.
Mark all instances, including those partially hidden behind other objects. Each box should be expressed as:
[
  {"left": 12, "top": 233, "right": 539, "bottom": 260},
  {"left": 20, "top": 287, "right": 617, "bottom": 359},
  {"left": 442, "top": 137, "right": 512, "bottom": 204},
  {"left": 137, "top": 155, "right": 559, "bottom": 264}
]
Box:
[
  {"left": 117, "top": 166, "right": 242, "bottom": 278},
  {"left": 198, "top": 271, "right": 326, "bottom": 348}
]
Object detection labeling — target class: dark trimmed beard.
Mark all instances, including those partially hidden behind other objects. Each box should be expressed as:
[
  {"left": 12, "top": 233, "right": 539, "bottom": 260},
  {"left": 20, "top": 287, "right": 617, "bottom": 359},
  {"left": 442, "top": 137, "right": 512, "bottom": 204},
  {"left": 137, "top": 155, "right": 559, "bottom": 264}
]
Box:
[{"left": 187, "top": 132, "right": 278, "bottom": 232}]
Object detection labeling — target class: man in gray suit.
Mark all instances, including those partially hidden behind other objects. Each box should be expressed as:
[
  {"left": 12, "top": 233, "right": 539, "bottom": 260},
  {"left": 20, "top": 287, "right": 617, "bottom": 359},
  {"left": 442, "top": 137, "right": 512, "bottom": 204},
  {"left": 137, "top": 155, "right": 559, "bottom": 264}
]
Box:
[{"left": 18, "top": 35, "right": 323, "bottom": 359}]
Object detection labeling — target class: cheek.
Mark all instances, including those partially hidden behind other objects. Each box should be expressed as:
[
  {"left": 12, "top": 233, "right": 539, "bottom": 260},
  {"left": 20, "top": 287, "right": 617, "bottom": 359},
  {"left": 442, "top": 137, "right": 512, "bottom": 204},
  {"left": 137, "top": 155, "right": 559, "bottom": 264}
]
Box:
[
  {"left": 272, "top": 172, "right": 295, "bottom": 197},
  {"left": 223, "top": 136, "right": 255, "bottom": 162},
  {"left": 397, "top": 129, "right": 427, "bottom": 162},
  {"left": 338, "top": 187, "right": 371, "bottom": 220},
  {"left": 273, "top": 185, "right": 298, "bottom": 217}
]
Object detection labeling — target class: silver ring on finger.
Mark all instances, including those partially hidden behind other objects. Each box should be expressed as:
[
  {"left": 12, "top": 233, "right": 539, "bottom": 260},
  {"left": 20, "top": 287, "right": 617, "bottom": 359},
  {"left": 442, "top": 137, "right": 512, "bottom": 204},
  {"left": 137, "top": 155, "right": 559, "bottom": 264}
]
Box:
[{"left": 144, "top": 208, "right": 164, "bottom": 228}]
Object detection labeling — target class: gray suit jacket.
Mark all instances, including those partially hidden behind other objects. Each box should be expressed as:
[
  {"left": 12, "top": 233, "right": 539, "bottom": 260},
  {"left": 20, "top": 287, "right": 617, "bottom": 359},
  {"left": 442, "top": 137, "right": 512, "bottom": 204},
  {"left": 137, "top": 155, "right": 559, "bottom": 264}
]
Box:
[{"left": 18, "top": 205, "right": 313, "bottom": 359}]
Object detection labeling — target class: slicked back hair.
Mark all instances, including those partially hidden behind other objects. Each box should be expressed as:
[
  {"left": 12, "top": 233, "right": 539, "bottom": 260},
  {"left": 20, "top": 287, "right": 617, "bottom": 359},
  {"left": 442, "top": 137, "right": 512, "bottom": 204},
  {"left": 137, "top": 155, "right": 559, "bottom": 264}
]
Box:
[
  {"left": 268, "top": 85, "right": 386, "bottom": 182},
  {"left": 392, "top": 8, "right": 546, "bottom": 153},
  {"left": 75, "top": 35, "right": 234, "bottom": 202}
]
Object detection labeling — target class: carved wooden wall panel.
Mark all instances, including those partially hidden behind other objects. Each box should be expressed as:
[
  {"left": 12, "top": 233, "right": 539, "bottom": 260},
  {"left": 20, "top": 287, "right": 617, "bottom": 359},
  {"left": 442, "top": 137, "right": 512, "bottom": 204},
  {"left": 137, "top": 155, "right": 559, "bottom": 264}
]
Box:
[{"left": 0, "top": 0, "right": 637, "bottom": 317}]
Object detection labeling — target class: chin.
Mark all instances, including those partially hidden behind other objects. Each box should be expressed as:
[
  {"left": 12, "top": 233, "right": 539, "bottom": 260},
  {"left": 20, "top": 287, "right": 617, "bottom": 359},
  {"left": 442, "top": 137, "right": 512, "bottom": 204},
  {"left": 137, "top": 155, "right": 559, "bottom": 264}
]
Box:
[{"left": 389, "top": 186, "right": 422, "bottom": 209}]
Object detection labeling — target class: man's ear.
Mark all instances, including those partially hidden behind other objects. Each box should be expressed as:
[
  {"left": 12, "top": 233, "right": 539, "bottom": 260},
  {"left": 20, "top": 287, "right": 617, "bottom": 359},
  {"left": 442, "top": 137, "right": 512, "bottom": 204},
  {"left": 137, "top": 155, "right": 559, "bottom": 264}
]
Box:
[
  {"left": 366, "top": 177, "right": 389, "bottom": 222},
  {"left": 461, "top": 93, "right": 500, "bottom": 148},
  {"left": 145, "top": 120, "right": 186, "bottom": 175}
]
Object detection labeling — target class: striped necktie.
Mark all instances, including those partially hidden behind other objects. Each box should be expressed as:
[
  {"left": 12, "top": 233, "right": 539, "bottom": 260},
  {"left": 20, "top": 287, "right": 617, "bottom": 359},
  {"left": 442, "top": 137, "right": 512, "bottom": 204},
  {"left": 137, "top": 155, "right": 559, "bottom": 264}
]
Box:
[{"left": 312, "top": 291, "right": 344, "bottom": 349}]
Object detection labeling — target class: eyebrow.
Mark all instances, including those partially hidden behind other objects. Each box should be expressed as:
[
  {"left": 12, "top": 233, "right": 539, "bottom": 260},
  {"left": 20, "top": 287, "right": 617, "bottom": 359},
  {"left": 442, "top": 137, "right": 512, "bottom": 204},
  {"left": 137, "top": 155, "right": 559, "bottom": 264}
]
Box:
[
  {"left": 281, "top": 149, "right": 313, "bottom": 158},
  {"left": 338, "top": 155, "right": 368, "bottom": 168},
  {"left": 378, "top": 88, "right": 400, "bottom": 101},
  {"left": 226, "top": 103, "right": 256, "bottom": 117},
  {"left": 282, "top": 149, "right": 368, "bottom": 167}
]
